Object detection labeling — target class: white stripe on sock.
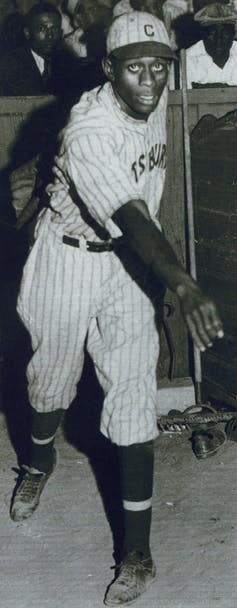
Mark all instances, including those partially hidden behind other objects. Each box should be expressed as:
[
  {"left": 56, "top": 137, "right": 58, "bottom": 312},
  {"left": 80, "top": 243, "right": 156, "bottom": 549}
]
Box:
[
  {"left": 31, "top": 434, "right": 55, "bottom": 445},
  {"left": 123, "top": 498, "right": 152, "bottom": 511}
]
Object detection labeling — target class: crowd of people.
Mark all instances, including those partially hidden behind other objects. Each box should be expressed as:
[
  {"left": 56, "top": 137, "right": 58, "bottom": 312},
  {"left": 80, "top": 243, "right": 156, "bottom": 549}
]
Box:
[{"left": 1, "top": 0, "right": 237, "bottom": 95}]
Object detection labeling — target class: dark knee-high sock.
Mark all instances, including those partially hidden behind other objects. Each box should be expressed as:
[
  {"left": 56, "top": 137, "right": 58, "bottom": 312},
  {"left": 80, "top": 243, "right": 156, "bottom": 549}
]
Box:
[
  {"left": 30, "top": 409, "right": 63, "bottom": 473},
  {"left": 118, "top": 441, "right": 154, "bottom": 558}
]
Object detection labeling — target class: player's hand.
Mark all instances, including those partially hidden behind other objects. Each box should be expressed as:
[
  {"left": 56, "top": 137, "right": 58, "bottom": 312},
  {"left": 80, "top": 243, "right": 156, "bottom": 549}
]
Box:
[{"left": 176, "top": 282, "right": 224, "bottom": 351}]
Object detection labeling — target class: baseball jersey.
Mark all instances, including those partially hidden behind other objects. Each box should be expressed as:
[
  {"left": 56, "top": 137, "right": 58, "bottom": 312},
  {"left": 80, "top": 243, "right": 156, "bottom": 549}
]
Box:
[
  {"left": 186, "top": 40, "right": 237, "bottom": 88},
  {"left": 44, "top": 81, "right": 168, "bottom": 242}
]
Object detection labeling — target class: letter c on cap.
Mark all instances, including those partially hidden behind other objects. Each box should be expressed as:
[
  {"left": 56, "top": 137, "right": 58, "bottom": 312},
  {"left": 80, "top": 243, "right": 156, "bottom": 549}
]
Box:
[{"left": 144, "top": 24, "right": 155, "bottom": 37}]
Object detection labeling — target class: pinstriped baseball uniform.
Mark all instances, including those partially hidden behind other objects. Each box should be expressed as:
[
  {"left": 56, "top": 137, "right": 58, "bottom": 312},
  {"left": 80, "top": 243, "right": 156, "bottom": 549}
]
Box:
[{"left": 17, "top": 81, "right": 168, "bottom": 446}]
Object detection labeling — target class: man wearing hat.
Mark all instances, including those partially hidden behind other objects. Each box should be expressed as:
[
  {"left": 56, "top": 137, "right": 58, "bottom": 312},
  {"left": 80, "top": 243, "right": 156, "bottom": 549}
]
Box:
[
  {"left": 113, "top": 0, "right": 163, "bottom": 18},
  {"left": 10, "top": 10, "right": 223, "bottom": 606},
  {"left": 185, "top": 2, "right": 237, "bottom": 87}
]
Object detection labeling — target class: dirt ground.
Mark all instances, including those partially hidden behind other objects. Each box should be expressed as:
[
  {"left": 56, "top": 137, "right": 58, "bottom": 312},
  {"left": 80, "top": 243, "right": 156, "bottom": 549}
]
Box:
[{"left": 0, "top": 399, "right": 237, "bottom": 608}]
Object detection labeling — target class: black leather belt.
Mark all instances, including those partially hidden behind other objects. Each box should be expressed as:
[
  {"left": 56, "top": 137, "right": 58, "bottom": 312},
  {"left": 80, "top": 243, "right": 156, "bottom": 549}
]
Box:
[{"left": 63, "top": 234, "right": 115, "bottom": 252}]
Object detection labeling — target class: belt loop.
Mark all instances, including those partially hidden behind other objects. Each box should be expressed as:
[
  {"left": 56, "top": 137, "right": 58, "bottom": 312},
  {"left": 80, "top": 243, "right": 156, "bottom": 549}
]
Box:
[{"left": 79, "top": 235, "right": 87, "bottom": 252}]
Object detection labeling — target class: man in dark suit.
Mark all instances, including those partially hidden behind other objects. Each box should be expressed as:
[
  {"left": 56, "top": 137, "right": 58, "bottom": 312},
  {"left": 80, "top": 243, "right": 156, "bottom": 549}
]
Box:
[{"left": 0, "top": 2, "right": 79, "bottom": 97}]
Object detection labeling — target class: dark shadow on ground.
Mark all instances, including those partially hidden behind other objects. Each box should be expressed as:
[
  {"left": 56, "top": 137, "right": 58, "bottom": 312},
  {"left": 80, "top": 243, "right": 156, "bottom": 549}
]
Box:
[
  {"left": 1, "top": 255, "right": 124, "bottom": 561},
  {"left": 0, "top": 199, "right": 124, "bottom": 562}
]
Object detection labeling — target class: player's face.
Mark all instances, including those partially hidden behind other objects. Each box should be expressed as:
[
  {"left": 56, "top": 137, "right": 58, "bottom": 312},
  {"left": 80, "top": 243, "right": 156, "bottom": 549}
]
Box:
[
  {"left": 24, "top": 13, "right": 62, "bottom": 58},
  {"left": 104, "top": 56, "right": 169, "bottom": 120}
]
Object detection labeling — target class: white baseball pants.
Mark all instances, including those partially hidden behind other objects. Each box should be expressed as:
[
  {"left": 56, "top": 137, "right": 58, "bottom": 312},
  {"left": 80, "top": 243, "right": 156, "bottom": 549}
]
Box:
[{"left": 17, "top": 215, "right": 160, "bottom": 446}]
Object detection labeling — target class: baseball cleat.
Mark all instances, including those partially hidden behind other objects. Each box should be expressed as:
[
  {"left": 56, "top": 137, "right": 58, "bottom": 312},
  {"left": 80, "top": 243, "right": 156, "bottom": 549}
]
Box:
[
  {"left": 104, "top": 550, "right": 156, "bottom": 606},
  {"left": 10, "top": 449, "right": 57, "bottom": 522}
]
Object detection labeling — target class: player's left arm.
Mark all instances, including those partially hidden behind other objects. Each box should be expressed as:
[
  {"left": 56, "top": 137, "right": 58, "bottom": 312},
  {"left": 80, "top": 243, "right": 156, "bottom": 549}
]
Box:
[{"left": 112, "top": 198, "right": 224, "bottom": 352}]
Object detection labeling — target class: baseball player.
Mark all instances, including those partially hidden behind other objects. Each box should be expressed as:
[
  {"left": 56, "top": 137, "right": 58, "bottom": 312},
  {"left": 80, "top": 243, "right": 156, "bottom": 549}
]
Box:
[{"left": 10, "top": 11, "right": 224, "bottom": 606}]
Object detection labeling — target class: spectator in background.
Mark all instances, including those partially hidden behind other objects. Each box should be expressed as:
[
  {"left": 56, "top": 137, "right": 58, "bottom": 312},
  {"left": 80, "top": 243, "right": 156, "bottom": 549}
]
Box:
[
  {"left": 0, "top": 1, "right": 104, "bottom": 102},
  {"left": 185, "top": 3, "right": 237, "bottom": 88},
  {"left": 62, "top": 0, "right": 112, "bottom": 93},
  {"left": 0, "top": 1, "right": 65, "bottom": 53},
  {"left": 69, "top": 0, "right": 112, "bottom": 30},
  {"left": 112, "top": 0, "right": 133, "bottom": 16},
  {"left": 0, "top": 3, "right": 64, "bottom": 95},
  {"left": 113, "top": 0, "right": 163, "bottom": 18},
  {"left": 64, "top": 0, "right": 112, "bottom": 61}
]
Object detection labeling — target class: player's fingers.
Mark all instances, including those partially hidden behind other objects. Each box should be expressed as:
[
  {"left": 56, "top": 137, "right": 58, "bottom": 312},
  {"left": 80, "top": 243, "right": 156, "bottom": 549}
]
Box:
[
  {"left": 187, "top": 302, "right": 224, "bottom": 350},
  {"left": 186, "top": 312, "right": 210, "bottom": 351},
  {"left": 199, "top": 301, "right": 224, "bottom": 340}
]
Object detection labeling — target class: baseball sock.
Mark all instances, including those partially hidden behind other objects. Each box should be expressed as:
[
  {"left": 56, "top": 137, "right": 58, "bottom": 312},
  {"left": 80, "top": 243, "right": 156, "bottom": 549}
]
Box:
[
  {"left": 29, "top": 409, "right": 63, "bottom": 473},
  {"left": 118, "top": 440, "right": 154, "bottom": 559}
]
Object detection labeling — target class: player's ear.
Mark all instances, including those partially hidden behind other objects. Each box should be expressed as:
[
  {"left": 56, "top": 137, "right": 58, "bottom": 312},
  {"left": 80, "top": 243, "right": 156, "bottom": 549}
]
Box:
[{"left": 102, "top": 57, "right": 116, "bottom": 82}]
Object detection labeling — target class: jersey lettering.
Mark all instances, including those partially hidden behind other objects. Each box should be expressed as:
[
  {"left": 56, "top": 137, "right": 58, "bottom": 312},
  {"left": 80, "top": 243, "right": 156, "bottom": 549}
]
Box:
[
  {"left": 158, "top": 144, "right": 166, "bottom": 169},
  {"left": 149, "top": 144, "right": 167, "bottom": 171},
  {"left": 131, "top": 161, "right": 139, "bottom": 183},
  {"left": 131, "top": 143, "right": 166, "bottom": 182},
  {"left": 139, "top": 154, "right": 146, "bottom": 175}
]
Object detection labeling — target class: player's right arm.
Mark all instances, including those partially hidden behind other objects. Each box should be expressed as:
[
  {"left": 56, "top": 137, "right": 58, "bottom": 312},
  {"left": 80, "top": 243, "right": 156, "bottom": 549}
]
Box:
[
  {"left": 63, "top": 131, "right": 223, "bottom": 351},
  {"left": 112, "top": 199, "right": 224, "bottom": 352}
]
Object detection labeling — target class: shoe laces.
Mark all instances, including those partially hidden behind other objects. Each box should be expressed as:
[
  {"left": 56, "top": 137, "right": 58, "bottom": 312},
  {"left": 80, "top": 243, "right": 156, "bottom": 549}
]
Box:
[
  {"left": 115, "top": 551, "right": 151, "bottom": 581},
  {"left": 16, "top": 470, "right": 44, "bottom": 501}
]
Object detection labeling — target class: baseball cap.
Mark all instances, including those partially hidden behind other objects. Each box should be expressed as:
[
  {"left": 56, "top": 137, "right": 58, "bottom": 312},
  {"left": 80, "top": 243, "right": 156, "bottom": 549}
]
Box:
[
  {"left": 194, "top": 3, "right": 237, "bottom": 25},
  {"left": 106, "top": 11, "right": 177, "bottom": 60}
]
